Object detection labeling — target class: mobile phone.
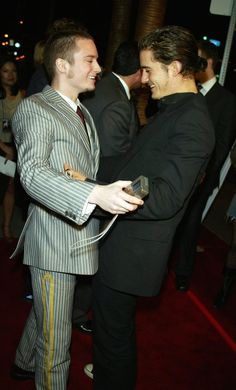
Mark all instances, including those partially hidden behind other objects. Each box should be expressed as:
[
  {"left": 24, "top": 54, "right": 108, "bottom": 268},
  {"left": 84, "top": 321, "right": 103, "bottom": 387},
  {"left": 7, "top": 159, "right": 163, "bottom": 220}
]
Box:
[{"left": 124, "top": 175, "right": 149, "bottom": 199}]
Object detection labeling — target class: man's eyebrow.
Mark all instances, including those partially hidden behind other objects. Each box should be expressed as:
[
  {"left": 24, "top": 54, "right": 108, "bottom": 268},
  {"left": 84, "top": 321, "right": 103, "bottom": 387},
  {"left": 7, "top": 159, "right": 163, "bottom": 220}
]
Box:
[{"left": 84, "top": 54, "right": 97, "bottom": 58}]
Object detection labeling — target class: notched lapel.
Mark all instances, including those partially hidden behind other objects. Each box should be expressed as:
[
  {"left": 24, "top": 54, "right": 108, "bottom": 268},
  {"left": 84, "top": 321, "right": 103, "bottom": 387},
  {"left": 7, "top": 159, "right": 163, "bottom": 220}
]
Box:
[{"left": 42, "top": 87, "right": 92, "bottom": 153}]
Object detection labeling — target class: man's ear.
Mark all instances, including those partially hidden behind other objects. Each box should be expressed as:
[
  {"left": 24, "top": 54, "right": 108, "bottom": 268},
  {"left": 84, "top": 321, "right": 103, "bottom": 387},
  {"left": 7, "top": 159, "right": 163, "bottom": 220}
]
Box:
[
  {"left": 55, "top": 58, "right": 68, "bottom": 73},
  {"left": 169, "top": 60, "right": 182, "bottom": 77},
  {"left": 207, "top": 57, "right": 213, "bottom": 68}
]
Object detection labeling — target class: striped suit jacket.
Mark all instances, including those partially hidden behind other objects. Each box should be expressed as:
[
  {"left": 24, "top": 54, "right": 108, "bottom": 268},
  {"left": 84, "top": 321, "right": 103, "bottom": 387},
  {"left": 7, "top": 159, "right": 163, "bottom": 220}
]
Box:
[{"left": 12, "top": 86, "right": 100, "bottom": 275}]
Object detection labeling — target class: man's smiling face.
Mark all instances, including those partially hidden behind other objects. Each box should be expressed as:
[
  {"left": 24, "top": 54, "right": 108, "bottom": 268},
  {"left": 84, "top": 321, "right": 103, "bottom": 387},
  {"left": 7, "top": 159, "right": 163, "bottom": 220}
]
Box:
[{"left": 140, "top": 49, "right": 172, "bottom": 100}]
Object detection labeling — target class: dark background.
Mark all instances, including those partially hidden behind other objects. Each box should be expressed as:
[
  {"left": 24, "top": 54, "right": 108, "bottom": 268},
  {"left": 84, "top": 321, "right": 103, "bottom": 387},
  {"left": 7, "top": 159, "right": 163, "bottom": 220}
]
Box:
[{"left": 1, "top": 0, "right": 235, "bottom": 91}]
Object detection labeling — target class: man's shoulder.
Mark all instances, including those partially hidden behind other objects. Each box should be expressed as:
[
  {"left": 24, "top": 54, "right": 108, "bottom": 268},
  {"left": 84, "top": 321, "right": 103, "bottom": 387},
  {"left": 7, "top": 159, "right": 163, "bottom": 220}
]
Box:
[
  {"left": 95, "top": 72, "right": 121, "bottom": 94},
  {"left": 15, "top": 87, "right": 56, "bottom": 116},
  {"left": 23, "top": 90, "right": 47, "bottom": 107},
  {"left": 208, "top": 82, "right": 236, "bottom": 102},
  {"left": 82, "top": 74, "right": 126, "bottom": 111}
]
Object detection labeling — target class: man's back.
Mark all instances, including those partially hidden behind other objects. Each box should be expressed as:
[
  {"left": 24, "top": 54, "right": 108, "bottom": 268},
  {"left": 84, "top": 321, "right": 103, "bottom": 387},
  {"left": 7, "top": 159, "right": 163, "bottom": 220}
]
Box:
[
  {"left": 204, "top": 81, "right": 236, "bottom": 187},
  {"left": 83, "top": 72, "right": 139, "bottom": 156},
  {"left": 174, "top": 68, "right": 236, "bottom": 291},
  {"left": 196, "top": 40, "right": 236, "bottom": 184},
  {"left": 98, "top": 92, "right": 215, "bottom": 296}
]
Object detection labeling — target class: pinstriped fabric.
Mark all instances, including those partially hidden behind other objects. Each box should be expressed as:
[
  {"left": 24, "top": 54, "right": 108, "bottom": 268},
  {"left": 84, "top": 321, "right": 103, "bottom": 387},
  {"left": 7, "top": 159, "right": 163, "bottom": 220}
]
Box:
[
  {"left": 12, "top": 85, "right": 102, "bottom": 389},
  {"left": 15, "top": 308, "right": 37, "bottom": 371},
  {"left": 15, "top": 267, "right": 77, "bottom": 389},
  {"left": 42, "top": 273, "right": 55, "bottom": 390},
  {"left": 12, "top": 86, "right": 100, "bottom": 275},
  {"left": 22, "top": 207, "right": 99, "bottom": 274}
]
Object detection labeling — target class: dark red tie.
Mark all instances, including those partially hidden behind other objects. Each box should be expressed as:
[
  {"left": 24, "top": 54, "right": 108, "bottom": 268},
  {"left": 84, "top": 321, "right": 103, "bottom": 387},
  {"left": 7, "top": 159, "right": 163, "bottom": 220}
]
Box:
[
  {"left": 76, "top": 105, "right": 86, "bottom": 128},
  {"left": 77, "top": 105, "right": 91, "bottom": 148}
]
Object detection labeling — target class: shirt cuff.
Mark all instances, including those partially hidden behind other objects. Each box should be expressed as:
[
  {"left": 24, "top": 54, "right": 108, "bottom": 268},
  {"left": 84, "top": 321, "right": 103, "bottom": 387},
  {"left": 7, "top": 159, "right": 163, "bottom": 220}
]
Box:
[{"left": 81, "top": 200, "right": 96, "bottom": 217}]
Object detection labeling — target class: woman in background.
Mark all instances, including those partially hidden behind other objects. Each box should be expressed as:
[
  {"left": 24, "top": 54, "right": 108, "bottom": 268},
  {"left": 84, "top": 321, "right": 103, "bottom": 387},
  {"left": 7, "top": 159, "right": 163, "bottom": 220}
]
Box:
[
  {"left": 26, "top": 39, "right": 48, "bottom": 96},
  {"left": 0, "top": 56, "right": 24, "bottom": 242}
]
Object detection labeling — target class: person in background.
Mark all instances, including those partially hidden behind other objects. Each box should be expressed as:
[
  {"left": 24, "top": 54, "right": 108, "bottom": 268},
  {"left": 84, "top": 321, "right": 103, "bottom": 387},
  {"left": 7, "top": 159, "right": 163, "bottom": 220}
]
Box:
[
  {"left": 213, "top": 192, "right": 236, "bottom": 307},
  {"left": 83, "top": 25, "right": 215, "bottom": 388},
  {"left": 214, "top": 143, "right": 236, "bottom": 308},
  {"left": 82, "top": 40, "right": 141, "bottom": 156},
  {"left": 10, "top": 29, "right": 143, "bottom": 389},
  {"left": 174, "top": 39, "right": 236, "bottom": 292},
  {"left": 26, "top": 39, "right": 48, "bottom": 96},
  {"left": 0, "top": 56, "right": 25, "bottom": 242}
]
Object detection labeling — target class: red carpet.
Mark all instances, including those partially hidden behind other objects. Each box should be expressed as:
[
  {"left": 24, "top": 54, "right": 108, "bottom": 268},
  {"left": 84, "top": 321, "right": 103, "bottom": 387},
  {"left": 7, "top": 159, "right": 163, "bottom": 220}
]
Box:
[{"left": 0, "top": 226, "right": 236, "bottom": 389}]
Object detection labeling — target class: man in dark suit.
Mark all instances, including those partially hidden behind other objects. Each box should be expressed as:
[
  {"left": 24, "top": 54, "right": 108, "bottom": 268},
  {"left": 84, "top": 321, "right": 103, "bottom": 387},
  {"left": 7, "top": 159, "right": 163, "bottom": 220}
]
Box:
[
  {"left": 174, "top": 40, "right": 236, "bottom": 292},
  {"left": 74, "top": 41, "right": 141, "bottom": 334},
  {"left": 82, "top": 41, "right": 141, "bottom": 156},
  {"left": 84, "top": 26, "right": 215, "bottom": 389}
]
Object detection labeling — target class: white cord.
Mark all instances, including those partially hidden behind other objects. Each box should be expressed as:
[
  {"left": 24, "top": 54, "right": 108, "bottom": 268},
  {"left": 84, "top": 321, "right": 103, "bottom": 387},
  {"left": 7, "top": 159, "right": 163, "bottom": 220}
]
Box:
[{"left": 71, "top": 214, "right": 118, "bottom": 249}]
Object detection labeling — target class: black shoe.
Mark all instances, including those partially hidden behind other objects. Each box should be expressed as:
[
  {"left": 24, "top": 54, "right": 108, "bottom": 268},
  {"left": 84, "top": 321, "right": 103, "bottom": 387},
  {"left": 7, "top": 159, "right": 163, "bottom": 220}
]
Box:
[
  {"left": 213, "top": 289, "right": 227, "bottom": 308},
  {"left": 175, "top": 275, "right": 189, "bottom": 292},
  {"left": 10, "top": 364, "right": 35, "bottom": 381},
  {"left": 213, "top": 271, "right": 236, "bottom": 308},
  {"left": 73, "top": 319, "right": 92, "bottom": 334}
]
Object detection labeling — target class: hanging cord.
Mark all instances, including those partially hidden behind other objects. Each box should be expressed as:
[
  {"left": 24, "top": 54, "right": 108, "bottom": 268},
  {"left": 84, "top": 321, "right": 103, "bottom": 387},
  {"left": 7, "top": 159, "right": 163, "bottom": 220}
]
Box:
[
  {"left": 71, "top": 214, "right": 118, "bottom": 250},
  {"left": 65, "top": 166, "right": 118, "bottom": 250}
]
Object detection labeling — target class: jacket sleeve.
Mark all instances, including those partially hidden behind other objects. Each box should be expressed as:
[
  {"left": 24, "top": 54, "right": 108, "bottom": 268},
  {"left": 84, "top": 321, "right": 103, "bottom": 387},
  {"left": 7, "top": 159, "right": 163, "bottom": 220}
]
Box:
[{"left": 12, "top": 99, "right": 96, "bottom": 226}]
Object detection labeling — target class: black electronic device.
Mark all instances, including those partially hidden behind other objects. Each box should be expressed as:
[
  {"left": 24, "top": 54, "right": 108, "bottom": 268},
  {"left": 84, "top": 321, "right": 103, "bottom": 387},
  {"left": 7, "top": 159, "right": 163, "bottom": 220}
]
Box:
[{"left": 124, "top": 175, "right": 149, "bottom": 199}]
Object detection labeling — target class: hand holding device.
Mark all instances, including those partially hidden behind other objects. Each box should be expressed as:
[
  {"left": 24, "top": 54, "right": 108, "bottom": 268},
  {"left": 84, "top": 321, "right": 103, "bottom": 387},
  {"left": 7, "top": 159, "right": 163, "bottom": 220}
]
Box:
[{"left": 123, "top": 175, "right": 149, "bottom": 199}]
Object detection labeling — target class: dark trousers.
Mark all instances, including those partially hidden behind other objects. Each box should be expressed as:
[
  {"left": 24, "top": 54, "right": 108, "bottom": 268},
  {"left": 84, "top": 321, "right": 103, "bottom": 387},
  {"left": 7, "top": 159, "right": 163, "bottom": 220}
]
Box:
[
  {"left": 92, "top": 273, "right": 137, "bottom": 390},
  {"left": 174, "top": 179, "right": 216, "bottom": 277},
  {"left": 72, "top": 275, "right": 92, "bottom": 325}
]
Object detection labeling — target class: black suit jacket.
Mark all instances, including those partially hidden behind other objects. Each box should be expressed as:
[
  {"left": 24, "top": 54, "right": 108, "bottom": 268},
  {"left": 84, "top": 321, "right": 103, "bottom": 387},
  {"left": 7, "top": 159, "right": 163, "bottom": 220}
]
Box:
[
  {"left": 204, "top": 82, "right": 236, "bottom": 187},
  {"left": 82, "top": 72, "right": 140, "bottom": 156},
  {"left": 98, "top": 93, "right": 215, "bottom": 296}
]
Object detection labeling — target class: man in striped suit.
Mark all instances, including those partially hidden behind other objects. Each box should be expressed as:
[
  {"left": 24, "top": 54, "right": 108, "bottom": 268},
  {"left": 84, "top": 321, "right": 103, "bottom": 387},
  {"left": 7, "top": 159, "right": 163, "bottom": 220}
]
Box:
[{"left": 10, "top": 29, "right": 143, "bottom": 389}]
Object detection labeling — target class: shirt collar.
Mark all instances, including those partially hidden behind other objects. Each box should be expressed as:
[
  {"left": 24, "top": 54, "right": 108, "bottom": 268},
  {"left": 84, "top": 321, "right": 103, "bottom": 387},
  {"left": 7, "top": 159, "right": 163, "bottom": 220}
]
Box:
[
  {"left": 112, "top": 72, "right": 131, "bottom": 99},
  {"left": 157, "top": 92, "right": 195, "bottom": 112},
  {"left": 200, "top": 76, "right": 217, "bottom": 95},
  {"left": 56, "top": 90, "right": 81, "bottom": 112}
]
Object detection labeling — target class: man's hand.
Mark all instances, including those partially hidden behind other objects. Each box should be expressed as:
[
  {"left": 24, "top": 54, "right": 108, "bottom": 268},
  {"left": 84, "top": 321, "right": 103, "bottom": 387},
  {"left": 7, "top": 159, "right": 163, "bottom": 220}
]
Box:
[
  {"left": 64, "top": 163, "right": 86, "bottom": 181},
  {"left": 88, "top": 181, "right": 144, "bottom": 214}
]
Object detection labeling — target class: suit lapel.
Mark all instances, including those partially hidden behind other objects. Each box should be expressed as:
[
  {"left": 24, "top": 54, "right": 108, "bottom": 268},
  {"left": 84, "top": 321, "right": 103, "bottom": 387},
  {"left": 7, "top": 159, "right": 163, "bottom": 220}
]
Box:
[
  {"left": 110, "top": 73, "right": 129, "bottom": 100},
  {"left": 205, "top": 82, "right": 221, "bottom": 103},
  {"left": 42, "top": 86, "right": 92, "bottom": 154},
  {"left": 81, "top": 103, "right": 100, "bottom": 173}
]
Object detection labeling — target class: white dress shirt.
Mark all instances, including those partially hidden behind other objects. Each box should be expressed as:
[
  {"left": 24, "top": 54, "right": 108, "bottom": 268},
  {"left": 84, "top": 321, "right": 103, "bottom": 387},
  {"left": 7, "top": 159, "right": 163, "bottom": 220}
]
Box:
[{"left": 200, "top": 76, "right": 217, "bottom": 96}]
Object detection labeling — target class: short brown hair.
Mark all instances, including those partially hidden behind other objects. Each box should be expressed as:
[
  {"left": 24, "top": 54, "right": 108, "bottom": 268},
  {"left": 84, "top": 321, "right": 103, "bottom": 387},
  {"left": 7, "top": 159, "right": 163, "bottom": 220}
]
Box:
[
  {"left": 44, "top": 29, "right": 93, "bottom": 81},
  {"left": 139, "top": 25, "right": 203, "bottom": 76}
]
